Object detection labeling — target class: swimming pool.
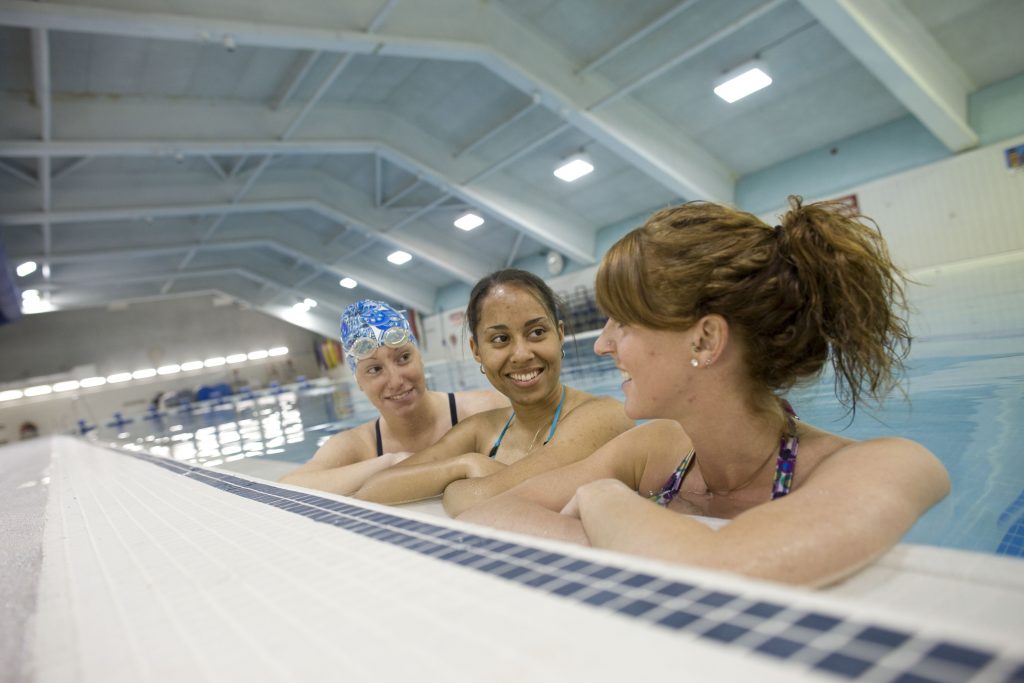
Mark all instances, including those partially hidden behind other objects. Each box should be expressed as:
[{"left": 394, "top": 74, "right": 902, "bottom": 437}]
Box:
[{"left": 95, "top": 329, "right": 1024, "bottom": 558}]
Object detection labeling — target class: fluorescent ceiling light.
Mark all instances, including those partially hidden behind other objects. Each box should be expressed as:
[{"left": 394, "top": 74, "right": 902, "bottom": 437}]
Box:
[
  {"left": 339, "top": 277, "right": 357, "bottom": 289},
  {"left": 226, "top": 353, "right": 247, "bottom": 364},
  {"left": 454, "top": 212, "right": 484, "bottom": 231},
  {"left": 24, "top": 384, "right": 53, "bottom": 397},
  {"left": 0, "top": 390, "right": 25, "bottom": 402},
  {"left": 157, "top": 364, "right": 181, "bottom": 375},
  {"left": 387, "top": 250, "right": 412, "bottom": 265},
  {"left": 181, "top": 360, "right": 204, "bottom": 372},
  {"left": 53, "top": 380, "right": 81, "bottom": 392},
  {"left": 554, "top": 153, "right": 594, "bottom": 182},
  {"left": 80, "top": 377, "right": 107, "bottom": 388},
  {"left": 16, "top": 261, "right": 37, "bottom": 277},
  {"left": 714, "top": 63, "right": 772, "bottom": 103},
  {"left": 268, "top": 346, "right": 289, "bottom": 357},
  {"left": 247, "top": 350, "right": 269, "bottom": 360},
  {"left": 107, "top": 372, "right": 132, "bottom": 384},
  {"left": 132, "top": 368, "right": 157, "bottom": 379},
  {"left": 203, "top": 357, "right": 226, "bottom": 368}
]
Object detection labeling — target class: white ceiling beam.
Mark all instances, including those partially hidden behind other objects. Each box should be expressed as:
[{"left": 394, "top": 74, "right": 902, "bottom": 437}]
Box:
[
  {"left": 30, "top": 27, "right": 52, "bottom": 286},
  {"left": 0, "top": 134, "right": 596, "bottom": 265},
  {"left": 0, "top": 0, "right": 734, "bottom": 203},
  {"left": 5, "top": 214, "right": 439, "bottom": 312},
  {"left": 0, "top": 159, "right": 36, "bottom": 186},
  {"left": 577, "top": 0, "right": 700, "bottom": 76},
  {"left": 796, "top": 0, "right": 977, "bottom": 152},
  {"left": 271, "top": 50, "right": 321, "bottom": 111}
]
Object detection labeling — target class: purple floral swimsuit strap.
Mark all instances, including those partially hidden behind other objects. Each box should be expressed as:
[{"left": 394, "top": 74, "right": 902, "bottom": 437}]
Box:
[
  {"left": 649, "top": 404, "right": 800, "bottom": 507},
  {"left": 770, "top": 403, "right": 800, "bottom": 500}
]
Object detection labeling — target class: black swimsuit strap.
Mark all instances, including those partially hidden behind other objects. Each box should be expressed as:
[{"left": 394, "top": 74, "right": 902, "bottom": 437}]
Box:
[
  {"left": 374, "top": 418, "right": 383, "bottom": 457},
  {"left": 448, "top": 392, "right": 458, "bottom": 426}
]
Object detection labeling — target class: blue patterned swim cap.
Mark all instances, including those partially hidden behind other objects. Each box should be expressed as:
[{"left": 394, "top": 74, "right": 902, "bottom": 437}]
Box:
[{"left": 340, "top": 300, "right": 417, "bottom": 371}]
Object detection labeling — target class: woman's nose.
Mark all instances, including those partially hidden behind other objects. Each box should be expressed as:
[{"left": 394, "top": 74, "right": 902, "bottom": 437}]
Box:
[{"left": 594, "top": 319, "right": 614, "bottom": 356}]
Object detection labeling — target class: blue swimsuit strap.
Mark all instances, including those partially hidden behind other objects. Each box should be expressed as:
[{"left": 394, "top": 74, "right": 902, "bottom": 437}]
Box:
[{"left": 488, "top": 385, "right": 566, "bottom": 459}]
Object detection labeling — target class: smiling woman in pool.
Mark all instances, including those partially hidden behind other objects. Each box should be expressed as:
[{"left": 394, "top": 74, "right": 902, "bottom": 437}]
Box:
[
  {"left": 280, "top": 300, "right": 508, "bottom": 495},
  {"left": 352, "top": 269, "right": 634, "bottom": 515},
  {"left": 460, "top": 198, "right": 950, "bottom": 587}
]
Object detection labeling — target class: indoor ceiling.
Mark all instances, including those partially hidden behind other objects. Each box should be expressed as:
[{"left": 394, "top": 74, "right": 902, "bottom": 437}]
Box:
[{"left": 1, "top": 0, "right": 1022, "bottom": 339}]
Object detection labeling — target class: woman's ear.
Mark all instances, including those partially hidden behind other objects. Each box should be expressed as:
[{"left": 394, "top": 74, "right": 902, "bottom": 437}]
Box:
[
  {"left": 469, "top": 336, "right": 481, "bottom": 364},
  {"left": 557, "top": 320, "right": 565, "bottom": 342},
  {"left": 695, "top": 314, "right": 729, "bottom": 364}
]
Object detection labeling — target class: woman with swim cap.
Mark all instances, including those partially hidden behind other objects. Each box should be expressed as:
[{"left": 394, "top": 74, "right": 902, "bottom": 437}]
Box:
[
  {"left": 280, "top": 300, "right": 508, "bottom": 494},
  {"left": 353, "top": 269, "right": 634, "bottom": 516},
  {"left": 461, "top": 199, "right": 949, "bottom": 586}
]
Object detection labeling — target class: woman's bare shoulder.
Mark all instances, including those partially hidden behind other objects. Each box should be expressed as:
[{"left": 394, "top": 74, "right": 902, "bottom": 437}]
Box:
[{"left": 453, "top": 389, "right": 510, "bottom": 416}]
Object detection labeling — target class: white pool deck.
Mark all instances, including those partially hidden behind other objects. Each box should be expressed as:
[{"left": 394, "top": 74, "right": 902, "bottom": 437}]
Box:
[{"left": 2, "top": 436, "right": 1023, "bottom": 683}]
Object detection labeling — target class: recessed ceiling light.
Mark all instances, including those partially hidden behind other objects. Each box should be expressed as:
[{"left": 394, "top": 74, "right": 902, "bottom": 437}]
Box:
[
  {"left": 0, "top": 389, "right": 24, "bottom": 402},
  {"left": 107, "top": 372, "right": 132, "bottom": 384},
  {"left": 53, "top": 380, "right": 81, "bottom": 392},
  {"left": 80, "top": 377, "right": 107, "bottom": 388},
  {"left": 157, "top": 364, "right": 181, "bottom": 375},
  {"left": 387, "top": 250, "right": 412, "bottom": 265},
  {"left": 247, "top": 350, "right": 269, "bottom": 360},
  {"left": 554, "top": 153, "right": 594, "bottom": 182},
  {"left": 181, "top": 360, "right": 204, "bottom": 372},
  {"left": 203, "top": 357, "right": 226, "bottom": 368},
  {"left": 132, "top": 368, "right": 157, "bottom": 379},
  {"left": 454, "top": 212, "right": 485, "bottom": 231},
  {"left": 339, "top": 277, "right": 357, "bottom": 289},
  {"left": 226, "top": 353, "right": 247, "bottom": 364},
  {"left": 24, "top": 384, "right": 53, "bottom": 397},
  {"left": 16, "top": 261, "right": 37, "bottom": 277},
  {"left": 713, "top": 63, "right": 772, "bottom": 103},
  {"left": 268, "top": 346, "right": 289, "bottom": 356},
  {"left": 303, "top": 298, "right": 317, "bottom": 308}
]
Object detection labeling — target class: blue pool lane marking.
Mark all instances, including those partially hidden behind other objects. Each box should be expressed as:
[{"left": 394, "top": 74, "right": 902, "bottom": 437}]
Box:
[{"left": 129, "top": 450, "right": 1024, "bottom": 683}]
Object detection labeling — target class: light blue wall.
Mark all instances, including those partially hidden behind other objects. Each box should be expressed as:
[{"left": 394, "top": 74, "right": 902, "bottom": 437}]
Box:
[
  {"left": 970, "top": 72, "right": 1024, "bottom": 146},
  {"left": 434, "top": 72, "right": 1024, "bottom": 312},
  {"left": 736, "top": 73, "right": 1024, "bottom": 215}
]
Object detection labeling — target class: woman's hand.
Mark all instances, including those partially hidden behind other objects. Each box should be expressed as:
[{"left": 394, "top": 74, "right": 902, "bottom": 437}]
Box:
[
  {"left": 562, "top": 478, "right": 631, "bottom": 518},
  {"left": 455, "top": 452, "right": 507, "bottom": 479}
]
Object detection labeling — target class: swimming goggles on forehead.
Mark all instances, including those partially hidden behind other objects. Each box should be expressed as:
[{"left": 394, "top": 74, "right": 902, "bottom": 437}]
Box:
[{"left": 345, "top": 326, "right": 413, "bottom": 361}]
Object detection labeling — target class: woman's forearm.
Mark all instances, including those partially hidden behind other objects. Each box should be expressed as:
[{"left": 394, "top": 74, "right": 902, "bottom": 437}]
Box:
[
  {"left": 354, "top": 459, "right": 468, "bottom": 504},
  {"left": 279, "top": 454, "right": 399, "bottom": 495},
  {"left": 457, "top": 494, "right": 590, "bottom": 545}
]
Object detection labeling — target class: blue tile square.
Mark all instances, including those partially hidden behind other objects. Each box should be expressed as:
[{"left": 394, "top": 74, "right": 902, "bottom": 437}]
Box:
[
  {"left": 621, "top": 573, "right": 656, "bottom": 588},
  {"left": 696, "top": 591, "right": 735, "bottom": 608},
  {"left": 563, "top": 560, "right": 591, "bottom": 573},
  {"left": 700, "top": 623, "right": 748, "bottom": 643},
  {"left": 586, "top": 566, "right": 620, "bottom": 580},
  {"left": 655, "top": 582, "right": 694, "bottom": 598},
  {"left": 853, "top": 626, "right": 910, "bottom": 648},
  {"left": 891, "top": 673, "right": 944, "bottom": 683},
  {"left": 499, "top": 565, "right": 530, "bottom": 580},
  {"left": 552, "top": 581, "right": 588, "bottom": 597},
  {"left": 755, "top": 636, "right": 805, "bottom": 659},
  {"left": 618, "top": 599, "right": 658, "bottom": 617},
  {"left": 795, "top": 612, "right": 841, "bottom": 632},
  {"left": 814, "top": 652, "right": 874, "bottom": 678},
  {"left": 535, "top": 552, "right": 564, "bottom": 565},
  {"left": 583, "top": 590, "right": 619, "bottom": 606},
  {"left": 524, "top": 573, "right": 558, "bottom": 588},
  {"left": 479, "top": 560, "right": 510, "bottom": 573},
  {"left": 924, "top": 642, "right": 992, "bottom": 670},
  {"left": 657, "top": 610, "right": 702, "bottom": 630}
]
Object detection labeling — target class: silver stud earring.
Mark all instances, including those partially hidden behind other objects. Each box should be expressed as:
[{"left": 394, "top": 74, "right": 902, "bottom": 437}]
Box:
[
  {"left": 479, "top": 365, "right": 485, "bottom": 374},
  {"left": 690, "top": 358, "right": 699, "bottom": 368}
]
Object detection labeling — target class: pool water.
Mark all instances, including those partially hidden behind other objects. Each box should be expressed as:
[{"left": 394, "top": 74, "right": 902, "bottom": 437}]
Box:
[{"left": 96, "top": 336, "right": 1024, "bottom": 558}]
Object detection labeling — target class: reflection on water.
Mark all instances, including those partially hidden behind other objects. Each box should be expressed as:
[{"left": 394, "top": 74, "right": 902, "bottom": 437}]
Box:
[{"left": 96, "top": 340, "right": 1024, "bottom": 557}]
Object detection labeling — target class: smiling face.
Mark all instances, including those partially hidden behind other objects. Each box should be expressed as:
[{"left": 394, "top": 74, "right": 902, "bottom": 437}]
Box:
[
  {"left": 593, "top": 317, "right": 691, "bottom": 421},
  {"left": 469, "top": 284, "right": 564, "bottom": 406},
  {"left": 354, "top": 342, "right": 427, "bottom": 416}
]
